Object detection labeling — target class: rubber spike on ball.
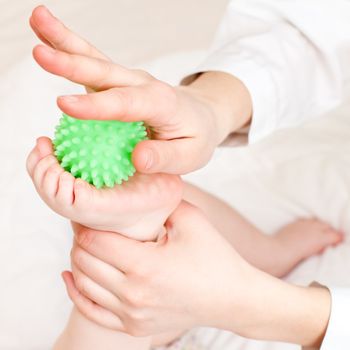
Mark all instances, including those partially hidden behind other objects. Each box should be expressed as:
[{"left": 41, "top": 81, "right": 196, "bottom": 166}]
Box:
[{"left": 53, "top": 114, "right": 148, "bottom": 189}]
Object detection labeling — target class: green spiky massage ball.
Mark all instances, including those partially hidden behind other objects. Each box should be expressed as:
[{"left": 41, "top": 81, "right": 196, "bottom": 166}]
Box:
[{"left": 53, "top": 114, "right": 148, "bottom": 188}]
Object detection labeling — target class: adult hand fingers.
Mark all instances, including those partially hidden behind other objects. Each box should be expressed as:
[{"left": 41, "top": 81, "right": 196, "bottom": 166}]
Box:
[
  {"left": 30, "top": 15, "right": 52, "bottom": 47},
  {"left": 133, "top": 138, "right": 209, "bottom": 174},
  {"left": 62, "top": 271, "right": 125, "bottom": 331},
  {"left": 30, "top": 5, "right": 108, "bottom": 61},
  {"left": 72, "top": 223, "right": 153, "bottom": 273},
  {"left": 70, "top": 263, "right": 122, "bottom": 316},
  {"left": 32, "top": 45, "right": 150, "bottom": 90},
  {"left": 57, "top": 82, "right": 174, "bottom": 124},
  {"left": 72, "top": 245, "right": 126, "bottom": 297}
]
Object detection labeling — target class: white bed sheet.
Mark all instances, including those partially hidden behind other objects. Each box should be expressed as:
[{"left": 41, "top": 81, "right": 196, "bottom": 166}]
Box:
[{"left": 0, "top": 52, "right": 349, "bottom": 350}]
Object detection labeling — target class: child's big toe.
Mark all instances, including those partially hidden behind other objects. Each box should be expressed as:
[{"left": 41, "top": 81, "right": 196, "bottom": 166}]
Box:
[
  {"left": 324, "top": 228, "right": 344, "bottom": 247},
  {"left": 36, "top": 137, "right": 54, "bottom": 158}
]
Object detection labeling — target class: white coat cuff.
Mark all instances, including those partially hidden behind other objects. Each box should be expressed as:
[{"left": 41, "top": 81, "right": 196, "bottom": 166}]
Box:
[
  {"left": 320, "top": 287, "right": 350, "bottom": 350},
  {"left": 181, "top": 54, "right": 278, "bottom": 144}
]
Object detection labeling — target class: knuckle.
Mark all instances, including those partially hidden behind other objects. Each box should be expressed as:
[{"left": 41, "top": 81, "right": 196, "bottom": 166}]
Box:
[
  {"left": 124, "top": 289, "right": 146, "bottom": 308},
  {"left": 148, "top": 80, "right": 178, "bottom": 118},
  {"left": 132, "top": 262, "right": 151, "bottom": 278},
  {"left": 152, "top": 80, "right": 177, "bottom": 103},
  {"left": 123, "top": 281, "right": 154, "bottom": 308},
  {"left": 94, "top": 60, "right": 113, "bottom": 90}
]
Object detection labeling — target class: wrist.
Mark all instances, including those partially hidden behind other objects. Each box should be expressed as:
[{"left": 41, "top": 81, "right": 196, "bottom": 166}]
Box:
[
  {"left": 180, "top": 71, "right": 252, "bottom": 145},
  {"left": 285, "top": 285, "right": 330, "bottom": 348},
  {"left": 225, "top": 267, "right": 330, "bottom": 347}
]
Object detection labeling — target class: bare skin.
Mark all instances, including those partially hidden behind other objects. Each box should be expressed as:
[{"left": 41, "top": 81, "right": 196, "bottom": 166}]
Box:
[
  {"left": 27, "top": 139, "right": 343, "bottom": 350},
  {"left": 183, "top": 184, "right": 343, "bottom": 278},
  {"left": 26, "top": 137, "right": 183, "bottom": 241},
  {"left": 26, "top": 5, "right": 344, "bottom": 350},
  {"left": 27, "top": 139, "right": 343, "bottom": 278},
  {"left": 66, "top": 215, "right": 332, "bottom": 348}
]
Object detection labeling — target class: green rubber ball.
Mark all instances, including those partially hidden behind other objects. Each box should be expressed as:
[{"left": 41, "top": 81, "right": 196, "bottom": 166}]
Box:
[{"left": 53, "top": 114, "right": 148, "bottom": 189}]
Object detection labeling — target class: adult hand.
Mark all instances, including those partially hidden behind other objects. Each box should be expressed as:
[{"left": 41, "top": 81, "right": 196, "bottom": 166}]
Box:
[
  {"left": 65, "top": 202, "right": 253, "bottom": 335},
  {"left": 65, "top": 202, "right": 331, "bottom": 347},
  {"left": 30, "top": 6, "right": 252, "bottom": 175}
]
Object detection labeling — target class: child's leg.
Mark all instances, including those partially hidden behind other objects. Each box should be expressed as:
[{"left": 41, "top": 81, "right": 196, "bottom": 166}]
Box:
[
  {"left": 53, "top": 183, "right": 343, "bottom": 350},
  {"left": 54, "top": 307, "right": 186, "bottom": 350},
  {"left": 54, "top": 307, "right": 151, "bottom": 350},
  {"left": 184, "top": 183, "right": 343, "bottom": 277}
]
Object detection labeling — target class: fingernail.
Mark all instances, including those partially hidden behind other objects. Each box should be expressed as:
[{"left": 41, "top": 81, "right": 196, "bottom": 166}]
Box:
[
  {"left": 59, "top": 95, "right": 79, "bottom": 103},
  {"left": 144, "top": 148, "right": 154, "bottom": 170}
]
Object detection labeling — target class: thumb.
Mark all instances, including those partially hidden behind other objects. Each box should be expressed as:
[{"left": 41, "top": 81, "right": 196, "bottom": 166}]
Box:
[{"left": 132, "top": 138, "right": 199, "bottom": 175}]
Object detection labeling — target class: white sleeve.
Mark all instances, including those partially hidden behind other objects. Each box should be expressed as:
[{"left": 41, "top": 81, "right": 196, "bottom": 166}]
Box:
[
  {"left": 184, "top": 0, "right": 350, "bottom": 143},
  {"left": 320, "top": 287, "right": 350, "bottom": 349}
]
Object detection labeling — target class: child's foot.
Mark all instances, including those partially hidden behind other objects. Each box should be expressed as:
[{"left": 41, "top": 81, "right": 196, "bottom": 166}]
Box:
[
  {"left": 26, "top": 137, "right": 183, "bottom": 241},
  {"left": 267, "top": 219, "right": 344, "bottom": 277}
]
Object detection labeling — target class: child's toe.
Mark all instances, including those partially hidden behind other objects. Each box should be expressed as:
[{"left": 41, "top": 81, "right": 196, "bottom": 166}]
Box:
[
  {"left": 33, "top": 155, "right": 59, "bottom": 189},
  {"left": 73, "top": 179, "right": 93, "bottom": 209},
  {"left": 42, "top": 162, "right": 65, "bottom": 199},
  {"left": 56, "top": 171, "right": 76, "bottom": 206},
  {"left": 36, "top": 137, "right": 54, "bottom": 158},
  {"left": 27, "top": 137, "right": 55, "bottom": 178},
  {"left": 26, "top": 146, "right": 41, "bottom": 178}
]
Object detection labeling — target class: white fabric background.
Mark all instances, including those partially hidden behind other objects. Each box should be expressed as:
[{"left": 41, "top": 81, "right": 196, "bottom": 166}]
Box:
[
  {"left": 0, "top": 51, "right": 349, "bottom": 349},
  {"left": 0, "top": 0, "right": 228, "bottom": 75},
  {"left": 1, "top": 1, "right": 349, "bottom": 349}
]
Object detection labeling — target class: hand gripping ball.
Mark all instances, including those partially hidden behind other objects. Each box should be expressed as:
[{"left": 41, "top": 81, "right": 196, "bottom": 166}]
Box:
[{"left": 53, "top": 114, "right": 148, "bottom": 189}]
